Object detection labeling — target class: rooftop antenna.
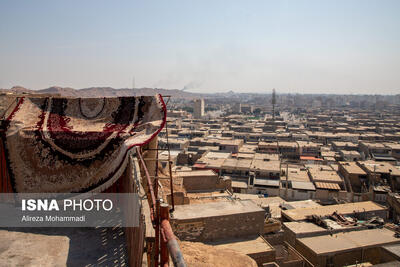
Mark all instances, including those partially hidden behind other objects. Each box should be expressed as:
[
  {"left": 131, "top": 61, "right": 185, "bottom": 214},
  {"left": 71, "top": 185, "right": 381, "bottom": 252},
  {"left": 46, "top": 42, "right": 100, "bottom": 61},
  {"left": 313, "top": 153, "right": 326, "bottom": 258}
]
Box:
[
  {"left": 132, "top": 75, "right": 136, "bottom": 97},
  {"left": 272, "top": 88, "right": 276, "bottom": 121}
]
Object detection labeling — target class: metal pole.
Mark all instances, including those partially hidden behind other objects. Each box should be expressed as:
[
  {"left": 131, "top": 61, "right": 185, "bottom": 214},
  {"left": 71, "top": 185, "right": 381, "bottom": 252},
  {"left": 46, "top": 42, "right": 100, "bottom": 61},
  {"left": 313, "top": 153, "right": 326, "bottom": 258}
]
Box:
[
  {"left": 160, "top": 203, "right": 170, "bottom": 267},
  {"left": 136, "top": 147, "right": 157, "bottom": 223},
  {"left": 154, "top": 148, "right": 160, "bottom": 267},
  {"left": 279, "top": 158, "right": 282, "bottom": 197},
  {"left": 286, "top": 162, "right": 289, "bottom": 200},
  {"left": 154, "top": 200, "right": 160, "bottom": 267},
  {"left": 164, "top": 97, "right": 175, "bottom": 211}
]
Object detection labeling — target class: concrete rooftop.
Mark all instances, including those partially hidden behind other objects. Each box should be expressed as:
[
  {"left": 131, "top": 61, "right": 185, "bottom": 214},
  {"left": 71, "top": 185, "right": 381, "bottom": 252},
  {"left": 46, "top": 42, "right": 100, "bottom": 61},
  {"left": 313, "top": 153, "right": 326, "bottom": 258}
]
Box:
[
  {"left": 298, "top": 228, "right": 400, "bottom": 256},
  {"left": 209, "top": 235, "right": 274, "bottom": 255},
  {"left": 282, "top": 201, "right": 386, "bottom": 221},
  {"left": 172, "top": 199, "right": 264, "bottom": 220}
]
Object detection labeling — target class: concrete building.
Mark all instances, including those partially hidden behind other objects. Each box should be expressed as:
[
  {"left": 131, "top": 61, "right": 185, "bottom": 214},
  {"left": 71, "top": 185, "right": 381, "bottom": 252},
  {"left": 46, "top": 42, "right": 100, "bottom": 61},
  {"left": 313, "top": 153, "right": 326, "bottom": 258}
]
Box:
[
  {"left": 257, "top": 141, "right": 279, "bottom": 154},
  {"left": 176, "top": 169, "right": 231, "bottom": 192},
  {"left": 359, "top": 141, "right": 392, "bottom": 159},
  {"left": 171, "top": 200, "right": 265, "bottom": 242},
  {"left": 281, "top": 201, "right": 387, "bottom": 222},
  {"left": 339, "top": 149, "right": 362, "bottom": 161},
  {"left": 281, "top": 167, "right": 316, "bottom": 201},
  {"left": 307, "top": 165, "right": 345, "bottom": 202},
  {"left": 295, "top": 228, "right": 400, "bottom": 267},
  {"left": 296, "top": 141, "right": 321, "bottom": 157},
  {"left": 385, "top": 142, "right": 400, "bottom": 161},
  {"left": 338, "top": 161, "right": 369, "bottom": 201},
  {"left": 331, "top": 141, "right": 359, "bottom": 151},
  {"left": 277, "top": 141, "right": 300, "bottom": 159},
  {"left": 193, "top": 98, "right": 205, "bottom": 119},
  {"left": 218, "top": 139, "right": 244, "bottom": 153}
]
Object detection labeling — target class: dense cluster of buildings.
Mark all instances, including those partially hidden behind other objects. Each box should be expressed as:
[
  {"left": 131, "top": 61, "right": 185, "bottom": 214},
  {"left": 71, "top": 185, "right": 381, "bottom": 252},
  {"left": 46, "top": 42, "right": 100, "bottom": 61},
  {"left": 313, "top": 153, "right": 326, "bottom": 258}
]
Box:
[
  {"left": 156, "top": 97, "right": 400, "bottom": 266},
  {"left": 2, "top": 90, "right": 400, "bottom": 266}
]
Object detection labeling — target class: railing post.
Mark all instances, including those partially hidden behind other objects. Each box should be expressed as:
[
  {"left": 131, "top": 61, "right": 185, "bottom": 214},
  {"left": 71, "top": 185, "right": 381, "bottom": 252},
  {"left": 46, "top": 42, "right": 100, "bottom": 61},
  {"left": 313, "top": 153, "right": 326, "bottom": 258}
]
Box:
[
  {"left": 154, "top": 199, "right": 160, "bottom": 267},
  {"left": 160, "top": 203, "right": 170, "bottom": 266},
  {"left": 161, "top": 220, "right": 187, "bottom": 267}
]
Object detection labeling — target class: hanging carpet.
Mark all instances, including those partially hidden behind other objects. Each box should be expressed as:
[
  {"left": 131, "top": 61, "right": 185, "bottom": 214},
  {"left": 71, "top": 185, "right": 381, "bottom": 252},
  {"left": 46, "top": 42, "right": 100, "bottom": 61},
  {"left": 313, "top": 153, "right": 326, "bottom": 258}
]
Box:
[{"left": 0, "top": 95, "right": 166, "bottom": 193}]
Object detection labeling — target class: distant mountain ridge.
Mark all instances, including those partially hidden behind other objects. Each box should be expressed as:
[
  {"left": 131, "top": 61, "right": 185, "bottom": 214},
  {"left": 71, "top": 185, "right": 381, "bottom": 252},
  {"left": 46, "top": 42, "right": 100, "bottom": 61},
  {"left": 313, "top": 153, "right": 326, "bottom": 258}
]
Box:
[
  {"left": 0, "top": 86, "right": 206, "bottom": 99},
  {"left": 2, "top": 86, "right": 398, "bottom": 98}
]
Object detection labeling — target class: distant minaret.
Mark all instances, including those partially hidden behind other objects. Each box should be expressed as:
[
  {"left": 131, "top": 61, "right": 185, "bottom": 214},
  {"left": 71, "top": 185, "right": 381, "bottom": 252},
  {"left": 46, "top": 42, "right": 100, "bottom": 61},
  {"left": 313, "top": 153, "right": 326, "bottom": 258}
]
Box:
[{"left": 272, "top": 88, "right": 276, "bottom": 121}]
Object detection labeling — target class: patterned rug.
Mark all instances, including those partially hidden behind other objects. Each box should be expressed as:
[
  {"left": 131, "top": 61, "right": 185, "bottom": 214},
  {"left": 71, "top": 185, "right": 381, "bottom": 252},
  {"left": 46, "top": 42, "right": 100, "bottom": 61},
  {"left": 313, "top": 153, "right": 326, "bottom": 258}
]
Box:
[{"left": 0, "top": 95, "right": 166, "bottom": 193}]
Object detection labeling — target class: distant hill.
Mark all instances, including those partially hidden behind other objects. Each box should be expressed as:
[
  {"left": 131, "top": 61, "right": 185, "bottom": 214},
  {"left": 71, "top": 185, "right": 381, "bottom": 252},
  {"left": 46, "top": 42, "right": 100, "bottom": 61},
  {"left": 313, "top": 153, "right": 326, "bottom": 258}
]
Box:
[{"left": 0, "top": 86, "right": 207, "bottom": 99}]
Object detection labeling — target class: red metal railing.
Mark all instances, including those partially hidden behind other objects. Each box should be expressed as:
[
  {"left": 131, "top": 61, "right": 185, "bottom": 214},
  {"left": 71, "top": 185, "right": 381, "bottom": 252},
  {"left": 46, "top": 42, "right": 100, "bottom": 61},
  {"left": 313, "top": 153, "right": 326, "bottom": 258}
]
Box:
[{"left": 136, "top": 147, "right": 186, "bottom": 267}]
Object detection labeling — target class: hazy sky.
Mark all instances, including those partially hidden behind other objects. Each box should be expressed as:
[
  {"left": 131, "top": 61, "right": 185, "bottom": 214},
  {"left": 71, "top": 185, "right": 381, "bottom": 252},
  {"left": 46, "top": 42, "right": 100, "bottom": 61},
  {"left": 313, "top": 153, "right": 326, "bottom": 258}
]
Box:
[{"left": 1, "top": 0, "right": 399, "bottom": 94}]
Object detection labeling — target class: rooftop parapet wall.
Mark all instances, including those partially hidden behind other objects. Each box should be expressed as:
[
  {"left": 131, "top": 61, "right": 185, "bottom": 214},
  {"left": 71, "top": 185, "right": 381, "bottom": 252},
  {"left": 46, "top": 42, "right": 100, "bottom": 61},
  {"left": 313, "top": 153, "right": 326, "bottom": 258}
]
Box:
[
  {"left": 281, "top": 201, "right": 387, "bottom": 222},
  {"left": 171, "top": 200, "right": 265, "bottom": 242}
]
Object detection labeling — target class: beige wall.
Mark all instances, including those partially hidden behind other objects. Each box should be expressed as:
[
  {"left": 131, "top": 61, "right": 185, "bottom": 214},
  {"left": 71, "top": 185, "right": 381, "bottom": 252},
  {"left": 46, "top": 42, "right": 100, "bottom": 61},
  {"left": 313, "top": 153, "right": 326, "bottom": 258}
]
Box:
[{"left": 172, "top": 211, "right": 265, "bottom": 242}]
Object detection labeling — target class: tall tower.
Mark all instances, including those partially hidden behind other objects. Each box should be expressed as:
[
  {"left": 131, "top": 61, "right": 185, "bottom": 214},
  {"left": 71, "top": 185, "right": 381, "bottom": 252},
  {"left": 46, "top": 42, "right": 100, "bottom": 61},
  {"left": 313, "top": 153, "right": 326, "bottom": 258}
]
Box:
[
  {"left": 193, "top": 99, "right": 205, "bottom": 119},
  {"left": 272, "top": 88, "right": 276, "bottom": 121},
  {"left": 132, "top": 75, "right": 136, "bottom": 97}
]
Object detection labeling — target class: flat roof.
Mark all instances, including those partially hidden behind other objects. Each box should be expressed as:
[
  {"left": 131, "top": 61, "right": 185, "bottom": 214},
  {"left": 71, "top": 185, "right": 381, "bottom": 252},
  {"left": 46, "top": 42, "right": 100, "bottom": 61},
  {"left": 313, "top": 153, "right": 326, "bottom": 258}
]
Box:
[
  {"left": 384, "top": 143, "right": 400, "bottom": 150},
  {"left": 373, "top": 155, "right": 397, "bottom": 161},
  {"left": 297, "top": 141, "right": 321, "bottom": 148},
  {"left": 236, "top": 159, "right": 253, "bottom": 170},
  {"left": 222, "top": 158, "right": 238, "bottom": 168},
  {"left": 209, "top": 236, "right": 274, "bottom": 255},
  {"left": 204, "top": 151, "right": 231, "bottom": 159},
  {"left": 382, "top": 244, "right": 400, "bottom": 259},
  {"left": 254, "top": 153, "right": 279, "bottom": 161},
  {"left": 239, "top": 144, "right": 257, "bottom": 153},
  {"left": 339, "top": 162, "right": 367, "bottom": 175},
  {"left": 254, "top": 178, "right": 280, "bottom": 187},
  {"left": 340, "top": 150, "right": 361, "bottom": 156},
  {"left": 232, "top": 195, "right": 286, "bottom": 218},
  {"left": 177, "top": 170, "right": 217, "bottom": 177},
  {"left": 186, "top": 192, "right": 232, "bottom": 204},
  {"left": 236, "top": 153, "right": 255, "bottom": 159},
  {"left": 0, "top": 230, "right": 69, "bottom": 266},
  {"left": 282, "top": 201, "right": 386, "bottom": 221},
  {"left": 231, "top": 180, "right": 248, "bottom": 189},
  {"left": 291, "top": 181, "right": 316, "bottom": 191},
  {"left": 360, "top": 142, "right": 388, "bottom": 149},
  {"left": 251, "top": 160, "right": 280, "bottom": 172},
  {"left": 308, "top": 167, "right": 343, "bottom": 183},
  {"left": 172, "top": 199, "right": 264, "bottom": 220},
  {"left": 283, "top": 221, "right": 326, "bottom": 235},
  {"left": 284, "top": 168, "right": 310, "bottom": 182},
  {"left": 0, "top": 227, "right": 127, "bottom": 266},
  {"left": 321, "top": 151, "right": 336, "bottom": 157},
  {"left": 195, "top": 157, "right": 223, "bottom": 169},
  {"left": 282, "top": 199, "right": 321, "bottom": 210},
  {"left": 160, "top": 138, "right": 188, "bottom": 144},
  {"left": 219, "top": 139, "right": 243, "bottom": 146},
  {"left": 297, "top": 228, "right": 400, "bottom": 256},
  {"left": 359, "top": 161, "right": 400, "bottom": 176}
]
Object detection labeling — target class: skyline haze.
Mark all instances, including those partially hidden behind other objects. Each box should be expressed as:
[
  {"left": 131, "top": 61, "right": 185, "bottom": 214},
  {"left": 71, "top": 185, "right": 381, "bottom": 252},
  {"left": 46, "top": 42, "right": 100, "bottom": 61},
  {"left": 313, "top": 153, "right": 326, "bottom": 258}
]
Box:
[{"left": 1, "top": 0, "right": 399, "bottom": 94}]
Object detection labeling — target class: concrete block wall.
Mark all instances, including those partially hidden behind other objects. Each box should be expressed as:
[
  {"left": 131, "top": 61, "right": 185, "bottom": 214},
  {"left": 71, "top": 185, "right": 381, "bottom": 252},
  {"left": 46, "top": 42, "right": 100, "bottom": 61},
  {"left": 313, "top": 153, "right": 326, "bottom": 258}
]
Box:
[
  {"left": 249, "top": 250, "right": 276, "bottom": 267},
  {"left": 183, "top": 175, "right": 218, "bottom": 192},
  {"left": 183, "top": 176, "right": 231, "bottom": 192},
  {"left": 172, "top": 211, "right": 265, "bottom": 242}
]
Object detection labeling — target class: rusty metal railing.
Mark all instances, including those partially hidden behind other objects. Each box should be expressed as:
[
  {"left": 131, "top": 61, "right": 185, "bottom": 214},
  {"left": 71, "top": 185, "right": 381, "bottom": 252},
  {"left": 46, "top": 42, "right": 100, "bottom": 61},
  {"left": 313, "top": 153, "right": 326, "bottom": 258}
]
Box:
[
  {"left": 136, "top": 147, "right": 186, "bottom": 267},
  {"left": 136, "top": 147, "right": 157, "bottom": 224}
]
